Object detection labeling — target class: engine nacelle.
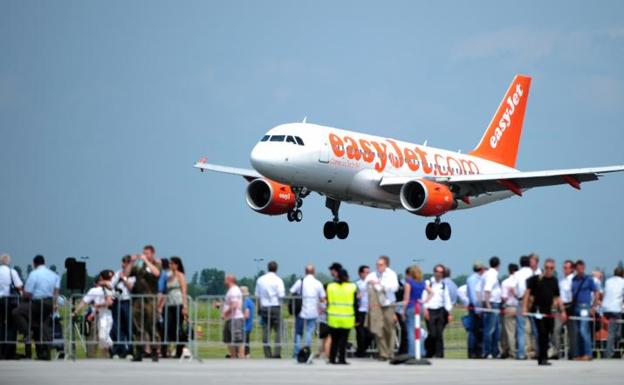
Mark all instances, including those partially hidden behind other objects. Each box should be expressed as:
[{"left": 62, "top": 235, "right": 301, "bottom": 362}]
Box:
[
  {"left": 246, "top": 179, "right": 296, "bottom": 215},
  {"left": 399, "top": 179, "right": 456, "bottom": 217}
]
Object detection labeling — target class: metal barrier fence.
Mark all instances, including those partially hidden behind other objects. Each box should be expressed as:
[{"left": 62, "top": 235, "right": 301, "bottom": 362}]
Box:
[{"left": 1, "top": 294, "right": 622, "bottom": 360}]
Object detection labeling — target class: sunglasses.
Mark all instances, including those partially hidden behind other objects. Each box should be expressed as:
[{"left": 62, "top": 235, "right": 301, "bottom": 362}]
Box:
[{"left": 545, "top": 265, "right": 555, "bottom": 270}]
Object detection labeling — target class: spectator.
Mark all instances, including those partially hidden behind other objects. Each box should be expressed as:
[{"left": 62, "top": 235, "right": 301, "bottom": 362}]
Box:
[
  {"left": 156, "top": 258, "right": 170, "bottom": 356},
  {"left": 500, "top": 263, "right": 519, "bottom": 359},
  {"left": 424, "top": 264, "right": 453, "bottom": 358},
  {"left": 466, "top": 262, "right": 485, "bottom": 358},
  {"left": 364, "top": 255, "right": 399, "bottom": 361},
  {"left": 552, "top": 260, "right": 576, "bottom": 359},
  {"left": 326, "top": 269, "right": 357, "bottom": 365},
  {"left": 315, "top": 283, "right": 331, "bottom": 360},
  {"left": 222, "top": 274, "right": 245, "bottom": 359},
  {"left": 0, "top": 254, "right": 23, "bottom": 360},
  {"left": 129, "top": 245, "right": 161, "bottom": 362},
  {"left": 601, "top": 266, "right": 624, "bottom": 358},
  {"left": 290, "top": 264, "right": 325, "bottom": 359},
  {"left": 443, "top": 268, "right": 458, "bottom": 305},
  {"left": 255, "top": 260, "right": 285, "bottom": 358},
  {"left": 240, "top": 286, "right": 254, "bottom": 358},
  {"left": 328, "top": 263, "right": 343, "bottom": 282},
  {"left": 163, "top": 256, "right": 188, "bottom": 358},
  {"left": 482, "top": 256, "right": 502, "bottom": 359},
  {"left": 522, "top": 258, "right": 567, "bottom": 366},
  {"left": 72, "top": 270, "right": 115, "bottom": 357},
  {"left": 457, "top": 284, "right": 469, "bottom": 307},
  {"left": 401, "top": 265, "right": 430, "bottom": 359},
  {"left": 514, "top": 255, "right": 534, "bottom": 359},
  {"left": 571, "top": 260, "right": 600, "bottom": 361},
  {"left": 111, "top": 255, "right": 135, "bottom": 358},
  {"left": 354, "top": 265, "right": 372, "bottom": 357},
  {"left": 12, "top": 255, "right": 59, "bottom": 360}
]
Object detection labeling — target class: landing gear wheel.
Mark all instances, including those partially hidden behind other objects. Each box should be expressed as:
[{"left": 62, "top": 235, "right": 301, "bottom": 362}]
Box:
[
  {"left": 296, "top": 198, "right": 303, "bottom": 208},
  {"left": 323, "top": 221, "right": 336, "bottom": 239},
  {"left": 294, "top": 209, "right": 303, "bottom": 222},
  {"left": 425, "top": 222, "right": 439, "bottom": 240},
  {"left": 287, "top": 211, "right": 295, "bottom": 222},
  {"left": 438, "top": 222, "right": 451, "bottom": 241},
  {"left": 336, "top": 222, "right": 349, "bottom": 239}
]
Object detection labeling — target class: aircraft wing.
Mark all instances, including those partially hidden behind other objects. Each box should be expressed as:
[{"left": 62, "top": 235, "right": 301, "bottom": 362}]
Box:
[
  {"left": 380, "top": 165, "right": 624, "bottom": 196},
  {"left": 194, "top": 158, "right": 261, "bottom": 182}
]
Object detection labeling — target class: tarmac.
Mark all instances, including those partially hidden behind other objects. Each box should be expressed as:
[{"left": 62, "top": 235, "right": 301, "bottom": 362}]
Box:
[{"left": 1, "top": 358, "right": 623, "bottom": 385}]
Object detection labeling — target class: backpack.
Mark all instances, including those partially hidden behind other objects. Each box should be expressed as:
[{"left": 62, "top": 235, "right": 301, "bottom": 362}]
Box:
[{"left": 297, "top": 346, "right": 311, "bottom": 363}]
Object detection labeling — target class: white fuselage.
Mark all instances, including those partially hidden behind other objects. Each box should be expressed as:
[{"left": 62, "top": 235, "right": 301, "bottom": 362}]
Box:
[{"left": 250, "top": 123, "right": 517, "bottom": 214}]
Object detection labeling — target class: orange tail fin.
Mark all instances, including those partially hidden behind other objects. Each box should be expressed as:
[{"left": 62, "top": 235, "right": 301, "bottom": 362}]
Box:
[{"left": 470, "top": 75, "right": 531, "bottom": 168}]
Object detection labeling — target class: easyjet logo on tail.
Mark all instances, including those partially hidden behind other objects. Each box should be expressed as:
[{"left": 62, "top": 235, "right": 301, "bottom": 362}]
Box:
[{"left": 490, "top": 83, "right": 524, "bottom": 149}]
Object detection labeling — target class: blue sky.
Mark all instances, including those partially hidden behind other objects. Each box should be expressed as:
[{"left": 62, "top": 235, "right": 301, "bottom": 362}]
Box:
[{"left": 1, "top": 1, "right": 623, "bottom": 279}]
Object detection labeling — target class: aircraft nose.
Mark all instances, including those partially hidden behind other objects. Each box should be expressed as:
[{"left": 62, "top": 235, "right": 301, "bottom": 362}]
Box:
[{"left": 250, "top": 143, "right": 271, "bottom": 173}]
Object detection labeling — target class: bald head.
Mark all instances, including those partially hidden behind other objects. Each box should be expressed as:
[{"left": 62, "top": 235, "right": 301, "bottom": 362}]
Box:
[
  {"left": 0, "top": 254, "right": 10, "bottom": 266},
  {"left": 305, "top": 264, "right": 315, "bottom": 275},
  {"left": 224, "top": 274, "right": 236, "bottom": 288}
]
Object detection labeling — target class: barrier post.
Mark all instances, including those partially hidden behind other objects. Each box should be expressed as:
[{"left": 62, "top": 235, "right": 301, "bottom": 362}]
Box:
[{"left": 406, "top": 301, "right": 430, "bottom": 365}]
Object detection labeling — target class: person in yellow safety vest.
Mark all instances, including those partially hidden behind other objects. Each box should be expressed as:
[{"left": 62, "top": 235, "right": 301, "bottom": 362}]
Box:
[{"left": 326, "top": 268, "right": 358, "bottom": 364}]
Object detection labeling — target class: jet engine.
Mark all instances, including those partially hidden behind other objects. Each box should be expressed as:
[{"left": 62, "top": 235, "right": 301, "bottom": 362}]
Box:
[
  {"left": 399, "top": 179, "right": 456, "bottom": 217},
  {"left": 245, "top": 179, "right": 296, "bottom": 215}
]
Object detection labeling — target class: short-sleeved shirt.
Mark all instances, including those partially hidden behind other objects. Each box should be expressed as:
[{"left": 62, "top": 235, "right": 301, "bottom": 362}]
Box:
[
  {"left": 571, "top": 275, "right": 596, "bottom": 306},
  {"left": 25, "top": 265, "right": 60, "bottom": 299},
  {"left": 82, "top": 286, "right": 113, "bottom": 308},
  {"left": 0, "top": 266, "right": 23, "bottom": 297},
  {"left": 289, "top": 275, "right": 326, "bottom": 319},
  {"left": 482, "top": 268, "right": 502, "bottom": 303},
  {"left": 223, "top": 285, "right": 244, "bottom": 320},
  {"left": 254, "top": 272, "right": 285, "bottom": 307},
  {"left": 243, "top": 298, "right": 255, "bottom": 332},
  {"left": 527, "top": 275, "right": 560, "bottom": 314}
]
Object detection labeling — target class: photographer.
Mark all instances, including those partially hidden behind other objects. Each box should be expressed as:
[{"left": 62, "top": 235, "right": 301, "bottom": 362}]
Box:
[
  {"left": 111, "top": 255, "right": 135, "bottom": 358},
  {"left": 72, "top": 270, "right": 115, "bottom": 357}
]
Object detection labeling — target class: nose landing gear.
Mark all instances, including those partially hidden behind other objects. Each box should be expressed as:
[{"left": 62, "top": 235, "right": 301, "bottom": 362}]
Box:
[
  {"left": 323, "top": 198, "right": 349, "bottom": 240},
  {"left": 286, "top": 187, "right": 308, "bottom": 223}
]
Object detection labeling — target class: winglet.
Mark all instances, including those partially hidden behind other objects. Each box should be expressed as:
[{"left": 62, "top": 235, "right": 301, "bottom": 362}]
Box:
[{"left": 470, "top": 75, "right": 532, "bottom": 168}]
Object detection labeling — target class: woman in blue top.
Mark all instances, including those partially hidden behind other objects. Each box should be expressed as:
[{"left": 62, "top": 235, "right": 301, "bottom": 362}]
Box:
[
  {"left": 241, "top": 286, "right": 255, "bottom": 358},
  {"left": 402, "top": 265, "right": 432, "bottom": 358}
]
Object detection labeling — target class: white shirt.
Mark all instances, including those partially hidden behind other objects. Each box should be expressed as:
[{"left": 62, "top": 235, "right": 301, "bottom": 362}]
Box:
[
  {"left": 82, "top": 286, "right": 113, "bottom": 310},
  {"left": 111, "top": 270, "right": 135, "bottom": 301},
  {"left": 0, "top": 265, "right": 23, "bottom": 297},
  {"left": 289, "top": 275, "right": 325, "bottom": 319},
  {"left": 255, "top": 272, "right": 285, "bottom": 307},
  {"left": 223, "top": 285, "right": 244, "bottom": 319},
  {"left": 482, "top": 268, "right": 502, "bottom": 304},
  {"left": 601, "top": 276, "right": 624, "bottom": 313},
  {"left": 559, "top": 273, "right": 575, "bottom": 304},
  {"left": 457, "top": 284, "right": 469, "bottom": 306},
  {"left": 424, "top": 278, "right": 452, "bottom": 312},
  {"left": 365, "top": 267, "right": 399, "bottom": 307},
  {"left": 356, "top": 278, "right": 369, "bottom": 312},
  {"left": 501, "top": 275, "right": 518, "bottom": 307},
  {"left": 515, "top": 267, "right": 533, "bottom": 299}
]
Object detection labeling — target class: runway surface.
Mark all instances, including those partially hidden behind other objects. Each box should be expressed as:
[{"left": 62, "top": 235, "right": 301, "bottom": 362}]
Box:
[{"left": 2, "top": 358, "right": 622, "bottom": 385}]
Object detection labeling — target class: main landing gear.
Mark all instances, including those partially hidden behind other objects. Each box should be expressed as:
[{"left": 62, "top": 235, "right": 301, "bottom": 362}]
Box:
[
  {"left": 323, "top": 198, "right": 349, "bottom": 240},
  {"left": 425, "top": 216, "right": 452, "bottom": 241},
  {"left": 286, "top": 187, "right": 309, "bottom": 223}
]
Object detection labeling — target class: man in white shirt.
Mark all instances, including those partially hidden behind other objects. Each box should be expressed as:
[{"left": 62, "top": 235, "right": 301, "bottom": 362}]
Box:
[
  {"left": 552, "top": 260, "right": 576, "bottom": 359},
  {"left": 514, "top": 255, "right": 534, "bottom": 359},
  {"left": 424, "top": 264, "right": 453, "bottom": 358},
  {"left": 0, "top": 254, "right": 23, "bottom": 359},
  {"left": 602, "top": 266, "right": 624, "bottom": 358},
  {"left": 289, "top": 264, "right": 325, "bottom": 357},
  {"left": 222, "top": 274, "right": 245, "bottom": 358},
  {"left": 364, "top": 255, "right": 399, "bottom": 360},
  {"left": 254, "top": 260, "right": 285, "bottom": 358},
  {"left": 482, "top": 257, "right": 502, "bottom": 358},
  {"left": 110, "top": 255, "right": 135, "bottom": 358},
  {"left": 354, "top": 265, "right": 372, "bottom": 357},
  {"left": 500, "top": 263, "right": 518, "bottom": 359}
]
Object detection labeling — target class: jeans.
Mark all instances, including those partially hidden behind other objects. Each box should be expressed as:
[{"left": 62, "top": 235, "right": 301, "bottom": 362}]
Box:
[
  {"left": 605, "top": 312, "right": 622, "bottom": 358},
  {"left": 576, "top": 304, "right": 592, "bottom": 357},
  {"left": 111, "top": 300, "right": 132, "bottom": 357},
  {"left": 405, "top": 304, "right": 426, "bottom": 358},
  {"left": 467, "top": 307, "right": 483, "bottom": 358},
  {"left": 260, "top": 306, "right": 282, "bottom": 358},
  {"left": 293, "top": 317, "right": 316, "bottom": 356},
  {"left": 482, "top": 303, "right": 501, "bottom": 357},
  {"left": 516, "top": 303, "right": 526, "bottom": 358}
]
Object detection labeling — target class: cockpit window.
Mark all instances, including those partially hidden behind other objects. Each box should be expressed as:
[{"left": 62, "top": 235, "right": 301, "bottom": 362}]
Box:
[
  {"left": 270, "top": 135, "right": 285, "bottom": 142},
  {"left": 295, "top": 136, "right": 304, "bottom": 146},
  {"left": 286, "top": 135, "right": 297, "bottom": 145},
  {"left": 260, "top": 135, "right": 270, "bottom": 142}
]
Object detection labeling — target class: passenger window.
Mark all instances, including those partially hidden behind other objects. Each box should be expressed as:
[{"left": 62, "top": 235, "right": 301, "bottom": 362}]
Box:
[
  {"left": 286, "top": 136, "right": 297, "bottom": 145},
  {"left": 270, "top": 135, "right": 285, "bottom": 142},
  {"left": 260, "top": 135, "right": 270, "bottom": 142},
  {"left": 295, "top": 136, "right": 304, "bottom": 146}
]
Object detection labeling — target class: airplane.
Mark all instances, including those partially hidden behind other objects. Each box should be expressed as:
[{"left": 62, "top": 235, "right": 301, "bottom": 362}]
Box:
[{"left": 194, "top": 75, "right": 624, "bottom": 241}]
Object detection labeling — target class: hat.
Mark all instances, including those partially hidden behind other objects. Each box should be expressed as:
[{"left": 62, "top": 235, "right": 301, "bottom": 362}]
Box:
[
  {"left": 329, "top": 262, "right": 343, "bottom": 271},
  {"left": 240, "top": 286, "right": 250, "bottom": 296},
  {"left": 473, "top": 261, "right": 485, "bottom": 270}
]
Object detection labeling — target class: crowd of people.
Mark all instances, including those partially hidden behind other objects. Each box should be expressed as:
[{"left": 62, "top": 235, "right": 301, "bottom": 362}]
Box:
[{"left": 0, "top": 247, "right": 623, "bottom": 367}]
